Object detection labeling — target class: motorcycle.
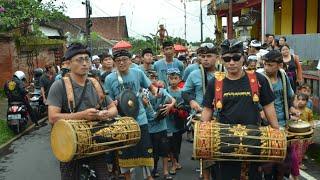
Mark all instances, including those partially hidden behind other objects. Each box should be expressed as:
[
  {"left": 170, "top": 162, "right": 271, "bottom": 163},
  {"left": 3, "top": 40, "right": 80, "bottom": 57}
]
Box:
[
  {"left": 29, "top": 68, "right": 47, "bottom": 118},
  {"left": 29, "top": 91, "right": 47, "bottom": 118},
  {"left": 7, "top": 102, "right": 28, "bottom": 134}
]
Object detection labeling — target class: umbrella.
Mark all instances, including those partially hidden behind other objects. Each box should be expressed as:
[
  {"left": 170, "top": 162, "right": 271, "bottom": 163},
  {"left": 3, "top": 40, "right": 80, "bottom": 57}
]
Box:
[
  {"left": 112, "top": 40, "right": 132, "bottom": 50},
  {"left": 174, "top": 44, "right": 187, "bottom": 52}
]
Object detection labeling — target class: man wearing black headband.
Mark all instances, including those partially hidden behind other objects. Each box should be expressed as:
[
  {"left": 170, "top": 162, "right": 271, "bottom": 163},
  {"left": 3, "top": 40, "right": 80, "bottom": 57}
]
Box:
[
  {"left": 104, "top": 49, "right": 160, "bottom": 180},
  {"left": 154, "top": 41, "right": 185, "bottom": 87},
  {"left": 182, "top": 46, "right": 206, "bottom": 81},
  {"left": 47, "top": 43, "right": 118, "bottom": 179},
  {"left": 258, "top": 51, "right": 295, "bottom": 179},
  {"left": 182, "top": 45, "right": 218, "bottom": 179},
  {"left": 201, "top": 39, "right": 279, "bottom": 180}
]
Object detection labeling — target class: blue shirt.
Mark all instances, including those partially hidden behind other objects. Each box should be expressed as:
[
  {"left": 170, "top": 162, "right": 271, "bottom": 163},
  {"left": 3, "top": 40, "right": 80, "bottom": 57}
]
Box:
[
  {"left": 138, "top": 64, "right": 154, "bottom": 75},
  {"left": 130, "top": 63, "right": 140, "bottom": 69},
  {"left": 55, "top": 73, "right": 62, "bottom": 81},
  {"left": 146, "top": 88, "right": 172, "bottom": 133},
  {"left": 183, "top": 69, "right": 214, "bottom": 105},
  {"left": 153, "top": 58, "right": 184, "bottom": 87},
  {"left": 104, "top": 68, "right": 151, "bottom": 125},
  {"left": 166, "top": 87, "right": 184, "bottom": 133},
  {"left": 272, "top": 76, "right": 294, "bottom": 127},
  {"left": 182, "top": 63, "right": 199, "bottom": 81}
]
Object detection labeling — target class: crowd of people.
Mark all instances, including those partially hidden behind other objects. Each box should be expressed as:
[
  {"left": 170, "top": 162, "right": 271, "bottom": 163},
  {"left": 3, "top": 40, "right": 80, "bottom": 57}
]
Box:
[{"left": 4, "top": 33, "right": 317, "bottom": 180}]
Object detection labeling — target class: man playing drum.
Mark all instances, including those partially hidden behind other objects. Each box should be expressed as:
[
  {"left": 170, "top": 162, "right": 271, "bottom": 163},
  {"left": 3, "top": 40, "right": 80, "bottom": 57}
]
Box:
[
  {"left": 201, "top": 39, "right": 279, "bottom": 180},
  {"left": 104, "top": 49, "right": 160, "bottom": 180},
  {"left": 182, "top": 45, "right": 218, "bottom": 179},
  {"left": 47, "top": 43, "right": 118, "bottom": 180},
  {"left": 257, "top": 50, "right": 295, "bottom": 179}
]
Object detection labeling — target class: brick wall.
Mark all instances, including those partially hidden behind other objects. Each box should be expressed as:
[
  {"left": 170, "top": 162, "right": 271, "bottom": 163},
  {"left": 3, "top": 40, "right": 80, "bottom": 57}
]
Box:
[
  {"left": 0, "top": 38, "right": 15, "bottom": 87},
  {"left": 0, "top": 36, "right": 62, "bottom": 87}
]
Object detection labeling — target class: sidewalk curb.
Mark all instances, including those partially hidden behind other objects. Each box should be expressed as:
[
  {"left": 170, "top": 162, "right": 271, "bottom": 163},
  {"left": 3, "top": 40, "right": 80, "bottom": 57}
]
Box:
[{"left": 0, "top": 117, "right": 48, "bottom": 151}]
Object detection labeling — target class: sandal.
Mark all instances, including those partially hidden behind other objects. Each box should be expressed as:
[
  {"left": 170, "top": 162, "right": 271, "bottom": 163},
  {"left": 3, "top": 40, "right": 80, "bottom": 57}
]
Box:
[
  {"left": 169, "top": 169, "right": 176, "bottom": 175},
  {"left": 152, "top": 172, "right": 160, "bottom": 178},
  {"left": 163, "top": 174, "right": 173, "bottom": 180}
]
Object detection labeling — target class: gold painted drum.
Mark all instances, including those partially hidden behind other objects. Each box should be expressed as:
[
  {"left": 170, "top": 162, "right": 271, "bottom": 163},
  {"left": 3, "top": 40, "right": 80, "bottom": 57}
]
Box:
[
  {"left": 193, "top": 121, "right": 287, "bottom": 162},
  {"left": 51, "top": 116, "right": 141, "bottom": 162}
]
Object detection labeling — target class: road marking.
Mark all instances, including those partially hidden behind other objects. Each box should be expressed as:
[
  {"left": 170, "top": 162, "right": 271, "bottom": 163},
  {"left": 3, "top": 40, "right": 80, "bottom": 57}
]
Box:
[{"left": 300, "top": 169, "right": 317, "bottom": 180}]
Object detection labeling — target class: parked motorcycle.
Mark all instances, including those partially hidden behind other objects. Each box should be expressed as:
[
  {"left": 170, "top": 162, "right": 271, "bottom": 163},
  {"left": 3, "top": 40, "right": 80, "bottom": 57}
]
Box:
[
  {"left": 7, "top": 101, "right": 29, "bottom": 134},
  {"left": 29, "top": 91, "right": 47, "bottom": 118}
]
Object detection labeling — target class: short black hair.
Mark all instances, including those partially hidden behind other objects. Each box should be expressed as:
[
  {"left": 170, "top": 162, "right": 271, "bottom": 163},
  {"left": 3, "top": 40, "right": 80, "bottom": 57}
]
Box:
[
  {"left": 268, "top": 34, "right": 275, "bottom": 38},
  {"left": 296, "top": 93, "right": 309, "bottom": 101},
  {"left": 99, "top": 52, "right": 112, "bottom": 61},
  {"left": 162, "top": 41, "right": 174, "bottom": 49},
  {"left": 280, "top": 36, "right": 287, "bottom": 41},
  {"left": 196, "top": 47, "right": 206, "bottom": 55},
  {"left": 262, "top": 50, "right": 283, "bottom": 64},
  {"left": 142, "top": 48, "right": 153, "bottom": 57}
]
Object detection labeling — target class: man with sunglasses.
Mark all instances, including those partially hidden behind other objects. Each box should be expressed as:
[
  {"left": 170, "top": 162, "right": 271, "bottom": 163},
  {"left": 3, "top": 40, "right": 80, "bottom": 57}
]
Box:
[
  {"left": 47, "top": 43, "right": 118, "bottom": 180},
  {"left": 104, "top": 49, "right": 160, "bottom": 180},
  {"left": 201, "top": 39, "right": 279, "bottom": 180},
  {"left": 154, "top": 41, "right": 184, "bottom": 88}
]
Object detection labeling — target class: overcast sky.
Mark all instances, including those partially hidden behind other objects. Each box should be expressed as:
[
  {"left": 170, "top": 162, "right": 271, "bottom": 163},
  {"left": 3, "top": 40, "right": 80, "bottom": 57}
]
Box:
[{"left": 50, "top": 0, "right": 218, "bottom": 42}]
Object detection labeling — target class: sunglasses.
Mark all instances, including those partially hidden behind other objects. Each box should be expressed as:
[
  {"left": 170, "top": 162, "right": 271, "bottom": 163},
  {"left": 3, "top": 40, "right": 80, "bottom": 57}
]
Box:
[
  {"left": 222, "top": 54, "right": 242, "bottom": 62},
  {"left": 200, "top": 43, "right": 215, "bottom": 49}
]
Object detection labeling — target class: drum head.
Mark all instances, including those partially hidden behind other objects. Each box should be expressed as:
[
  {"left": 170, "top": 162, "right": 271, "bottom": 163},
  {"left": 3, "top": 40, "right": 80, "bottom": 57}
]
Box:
[
  {"left": 118, "top": 89, "right": 139, "bottom": 118},
  {"left": 51, "top": 120, "right": 77, "bottom": 162}
]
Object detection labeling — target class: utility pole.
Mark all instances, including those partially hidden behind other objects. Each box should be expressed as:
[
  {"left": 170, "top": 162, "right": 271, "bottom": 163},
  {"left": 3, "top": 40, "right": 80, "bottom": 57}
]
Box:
[
  {"left": 200, "top": 0, "right": 203, "bottom": 42},
  {"left": 83, "top": 0, "right": 92, "bottom": 56},
  {"left": 183, "top": 0, "right": 187, "bottom": 45},
  {"left": 227, "top": 0, "right": 233, "bottom": 39}
]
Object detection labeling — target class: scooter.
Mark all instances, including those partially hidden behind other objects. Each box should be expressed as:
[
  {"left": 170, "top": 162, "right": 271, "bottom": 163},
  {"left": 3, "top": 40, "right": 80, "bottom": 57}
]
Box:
[
  {"left": 7, "top": 102, "right": 28, "bottom": 134},
  {"left": 29, "top": 91, "right": 47, "bottom": 118}
]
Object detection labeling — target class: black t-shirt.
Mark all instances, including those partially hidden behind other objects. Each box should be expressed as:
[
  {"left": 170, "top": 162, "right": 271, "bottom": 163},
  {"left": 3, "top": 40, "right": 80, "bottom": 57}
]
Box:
[
  {"left": 40, "top": 74, "right": 56, "bottom": 97},
  {"left": 203, "top": 72, "right": 274, "bottom": 126}
]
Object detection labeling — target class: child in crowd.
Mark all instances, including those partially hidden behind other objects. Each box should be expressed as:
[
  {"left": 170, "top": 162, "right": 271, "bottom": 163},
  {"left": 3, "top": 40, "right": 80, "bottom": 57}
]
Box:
[
  {"left": 143, "top": 70, "right": 176, "bottom": 180},
  {"left": 166, "top": 68, "right": 187, "bottom": 175},
  {"left": 297, "top": 84, "right": 313, "bottom": 109},
  {"left": 290, "top": 93, "right": 314, "bottom": 179}
]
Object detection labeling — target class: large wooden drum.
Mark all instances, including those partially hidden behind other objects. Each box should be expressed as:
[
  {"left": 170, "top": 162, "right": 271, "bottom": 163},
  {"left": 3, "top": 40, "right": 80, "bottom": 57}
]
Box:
[
  {"left": 193, "top": 121, "right": 287, "bottom": 162},
  {"left": 51, "top": 116, "right": 141, "bottom": 162}
]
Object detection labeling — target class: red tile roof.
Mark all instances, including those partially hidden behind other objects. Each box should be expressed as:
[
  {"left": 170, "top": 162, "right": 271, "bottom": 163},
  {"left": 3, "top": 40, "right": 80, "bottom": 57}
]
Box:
[{"left": 68, "top": 16, "right": 128, "bottom": 41}]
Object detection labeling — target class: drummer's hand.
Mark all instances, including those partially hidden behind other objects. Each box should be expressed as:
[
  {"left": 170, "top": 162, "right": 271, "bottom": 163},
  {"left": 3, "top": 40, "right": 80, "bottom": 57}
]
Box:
[
  {"left": 142, "top": 96, "right": 149, "bottom": 106},
  {"left": 162, "top": 103, "right": 174, "bottom": 115},
  {"left": 113, "top": 100, "right": 118, "bottom": 106},
  {"left": 82, "top": 108, "right": 99, "bottom": 121},
  {"left": 97, "top": 110, "right": 111, "bottom": 120},
  {"left": 190, "top": 100, "right": 202, "bottom": 112}
]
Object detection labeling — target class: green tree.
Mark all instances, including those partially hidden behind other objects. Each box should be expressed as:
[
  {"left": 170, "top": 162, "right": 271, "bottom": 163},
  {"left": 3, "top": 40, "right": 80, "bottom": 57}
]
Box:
[
  {"left": 0, "top": 0, "right": 66, "bottom": 33},
  {"left": 128, "top": 36, "right": 158, "bottom": 55}
]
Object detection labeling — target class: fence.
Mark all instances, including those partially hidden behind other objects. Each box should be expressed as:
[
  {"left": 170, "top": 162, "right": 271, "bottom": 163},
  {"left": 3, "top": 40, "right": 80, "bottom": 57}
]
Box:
[
  {"left": 279, "top": 34, "right": 320, "bottom": 60},
  {"left": 303, "top": 71, "right": 320, "bottom": 113}
]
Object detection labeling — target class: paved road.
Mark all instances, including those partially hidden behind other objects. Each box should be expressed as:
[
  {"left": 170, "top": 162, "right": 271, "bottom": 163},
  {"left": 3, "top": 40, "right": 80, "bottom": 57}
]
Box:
[{"left": 0, "top": 122, "right": 319, "bottom": 180}]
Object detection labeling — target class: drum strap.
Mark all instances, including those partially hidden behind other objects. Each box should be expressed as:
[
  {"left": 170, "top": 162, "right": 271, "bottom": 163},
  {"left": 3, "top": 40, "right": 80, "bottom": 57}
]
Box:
[
  {"left": 87, "top": 77, "right": 106, "bottom": 109},
  {"left": 246, "top": 70, "right": 260, "bottom": 104},
  {"left": 62, "top": 77, "right": 89, "bottom": 113},
  {"left": 199, "top": 64, "right": 207, "bottom": 95},
  {"left": 214, "top": 71, "right": 226, "bottom": 111},
  {"left": 260, "top": 69, "right": 290, "bottom": 121},
  {"left": 214, "top": 71, "right": 260, "bottom": 110}
]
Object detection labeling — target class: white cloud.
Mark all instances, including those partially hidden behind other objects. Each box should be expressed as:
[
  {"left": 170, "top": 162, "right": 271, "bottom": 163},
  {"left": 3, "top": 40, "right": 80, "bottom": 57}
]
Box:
[{"left": 49, "top": 0, "right": 216, "bottom": 42}]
